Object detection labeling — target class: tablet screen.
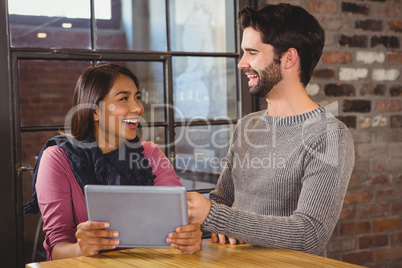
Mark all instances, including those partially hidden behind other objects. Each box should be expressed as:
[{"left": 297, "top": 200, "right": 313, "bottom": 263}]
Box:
[{"left": 85, "top": 185, "right": 188, "bottom": 248}]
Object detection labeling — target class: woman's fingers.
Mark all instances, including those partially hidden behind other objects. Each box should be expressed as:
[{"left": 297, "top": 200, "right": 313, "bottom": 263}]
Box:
[
  {"left": 166, "top": 222, "right": 202, "bottom": 253},
  {"left": 75, "top": 221, "right": 120, "bottom": 256}
]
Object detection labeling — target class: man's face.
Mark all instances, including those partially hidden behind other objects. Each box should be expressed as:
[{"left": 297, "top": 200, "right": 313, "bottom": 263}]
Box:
[{"left": 238, "top": 27, "right": 283, "bottom": 97}]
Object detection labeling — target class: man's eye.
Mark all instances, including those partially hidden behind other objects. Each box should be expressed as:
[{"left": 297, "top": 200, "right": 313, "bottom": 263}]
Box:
[
  {"left": 136, "top": 95, "right": 142, "bottom": 100},
  {"left": 120, "top": 97, "right": 128, "bottom": 101}
]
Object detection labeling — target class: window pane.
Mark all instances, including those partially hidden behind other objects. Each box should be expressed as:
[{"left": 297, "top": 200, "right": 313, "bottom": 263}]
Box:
[
  {"left": 97, "top": 61, "right": 165, "bottom": 122},
  {"left": 174, "top": 124, "right": 234, "bottom": 190},
  {"left": 8, "top": 1, "right": 91, "bottom": 49},
  {"left": 96, "top": 0, "right": 167, "bottom": 51},
  {"left": 169, "top": 0, "right": 235, "bottom": 53},
  {"left": 19, "top": 60, "right": 92, "bottom": 127},
  {"left": 173, "top": 57, "right": 237, "bottom": 121},
  {"left": 140, "top": 126, "right": 166, "bottom": 154},
  {"left": 174, "top": 124, "right": 233, "bottom": 173}
]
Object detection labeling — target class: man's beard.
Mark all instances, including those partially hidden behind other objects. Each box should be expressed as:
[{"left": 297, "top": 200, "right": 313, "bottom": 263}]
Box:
[{"left": 249, "top": 60, "right": 283, "bottom": 98}]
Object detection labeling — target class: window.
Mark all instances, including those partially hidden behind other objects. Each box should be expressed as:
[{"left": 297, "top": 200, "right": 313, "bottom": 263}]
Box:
[{"left": 10, "top": 1, "right": 248, "bottom": 263}]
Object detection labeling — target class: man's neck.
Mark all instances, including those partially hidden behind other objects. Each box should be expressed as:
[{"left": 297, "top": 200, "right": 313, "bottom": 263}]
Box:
[{"left": 264, "top": 83, "right": 319, "bottom": 117}]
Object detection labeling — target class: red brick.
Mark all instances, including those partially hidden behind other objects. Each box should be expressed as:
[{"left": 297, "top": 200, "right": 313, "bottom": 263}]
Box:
[
  {"left": 356, "top": 20, "right": 383, "bottom": 31},
  {"left": 373, "top": 218, "right": 401, "bottom": 232},
  {"left": 341, "top": 221, "right": 371, "bottom": 235},
  {"left": 327, "top": 237, "right": 356, "bottom": 252},
  {"left": 391, "top": 201, "right": 402, "bottom": 215},
  {"left": 359, "top": 234, "right": 388, "bottom": 249},
  {"left": 347, "top": 175, "right": 360, "bottom": 189},
  {"left": 373, "top": 158, "right": 402, "bottom": 172},
  {"left": 340, "top": 206, "right": 356, "bottom": 220},
  {"left": 322, "top": 51, "right": 351, "bottom": 64},
  {"left": 362, "top": 174, "right": 392, "bottom": 187},
  {"left": 356, "top": 144, "right": 388, "bottom": 159},
  {"left": 306, "top": 0, "right": 337, "bottom": 14},
  {"left": 343, "top": 100, "right": 371, "bottom": 113},
  {"left": 341, "top": 2, "right": 369, "bottom": 15},
  {"left": 391, "top": 115, "right": 402, "bottom": 128},
  {"left": 360, "top": 84, "right": 386, "bottom": 96},
  {"left": 391, "top": 232, "right": 402, "bottom": 245},
  {"left": 313, "top": 68, "right": 336, "bottom": 79},
  {"left": 344, "top": 190, "right": 373, "bottom": 204},
  {"left": 388, "top": 53, "right": 402, "bottom": 65},
  {"left": 342, "top": 250, "right": 373, "bottom": 265},
  {"left": 318, "top": 17, "right": 349, "bottom": 31},
  {"left": 376, "top": 5, "right": 401, "bottom": 18},
  {"left": 352, "top": 160, "right": 370, "bottom": 173},
  {"left": 376, "top": 100, "right": 391, "bottom": 113},
  {"left": 374, "top": 246, "right": 402, "bottom": 261},
  {"left": 377, "top": 188, "right": 402, "bottom": 202},
  {"left": 371, "top": 36, "right": 400, "bottom": 49},
  {"left": 391, "top": 100, "right": 402, "bottom": 112},
  {"left": 359, "top": 204, "right": 388, "bottom": 218},
  {"left": 389, "top": 20, "right": 402, "bottom": 33}
]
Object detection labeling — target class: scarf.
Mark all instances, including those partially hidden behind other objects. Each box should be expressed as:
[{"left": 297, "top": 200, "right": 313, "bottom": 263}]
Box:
[{"left": 24, "top": 132, "right": 156, "bottom": 214}]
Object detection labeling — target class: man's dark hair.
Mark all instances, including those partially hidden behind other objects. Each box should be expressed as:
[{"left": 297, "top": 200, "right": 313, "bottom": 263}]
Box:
[{"left": 238, "top": 4, "right": 325, "bottom": 86}]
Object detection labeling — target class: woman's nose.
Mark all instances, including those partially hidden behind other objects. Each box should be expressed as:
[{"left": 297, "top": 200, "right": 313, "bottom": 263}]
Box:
[{"left": 130, "top": 99, "right": 143, "bottom": 114}]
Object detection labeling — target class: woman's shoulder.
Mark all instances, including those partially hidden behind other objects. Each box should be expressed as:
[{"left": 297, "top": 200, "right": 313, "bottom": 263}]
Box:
[
  {"left": 141, "top": 141, "right": 164, "bottom": 158},
  {"left": 41, "top": 145, "right": 70, "bottom": 166}
]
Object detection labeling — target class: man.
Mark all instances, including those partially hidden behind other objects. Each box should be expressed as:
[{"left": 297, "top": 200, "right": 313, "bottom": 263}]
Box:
[{"left": 187, "top": 4, "right": 354, "bottom": 257}]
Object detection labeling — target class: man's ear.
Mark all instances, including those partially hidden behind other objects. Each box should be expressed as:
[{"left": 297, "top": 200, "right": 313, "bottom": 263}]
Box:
[
  {"left": 93, "top": 107, "right": 99, "bottom": 122},
  {"left": 283, "top": 48, "right": 298, "bottom": 69}
]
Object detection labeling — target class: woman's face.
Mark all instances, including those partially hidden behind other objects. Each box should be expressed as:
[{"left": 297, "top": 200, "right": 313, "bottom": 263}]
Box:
[{"left": 93, "top": 74, "right": 144, "bottom": 152}]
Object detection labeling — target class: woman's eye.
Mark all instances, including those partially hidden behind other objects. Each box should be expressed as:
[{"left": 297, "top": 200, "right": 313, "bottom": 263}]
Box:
[
  {"left": 120, "top": 97, "right": 128, "bottom": 101},
  {"left": 136, "top": 95, "right": 142, "bottom": 101}
]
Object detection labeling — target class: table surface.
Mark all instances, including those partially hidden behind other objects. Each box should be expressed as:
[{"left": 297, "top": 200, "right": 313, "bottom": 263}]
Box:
[{"left": 26, "top": 239, "right": 364, "bottom": 268}]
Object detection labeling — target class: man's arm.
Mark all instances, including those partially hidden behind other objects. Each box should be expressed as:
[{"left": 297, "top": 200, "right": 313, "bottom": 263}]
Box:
[{"left": 188, "top": 128, "right": 354, "bottom": 255}]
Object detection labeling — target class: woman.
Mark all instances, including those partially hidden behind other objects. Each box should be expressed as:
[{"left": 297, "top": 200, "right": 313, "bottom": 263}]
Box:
[{"left": 25, "top": 64, "right": 202, "bottom": 260}]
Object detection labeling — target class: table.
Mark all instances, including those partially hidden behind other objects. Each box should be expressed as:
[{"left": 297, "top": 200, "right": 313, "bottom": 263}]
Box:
[{"left": 26, "top": 239, "right": 363, "bottom": 268}]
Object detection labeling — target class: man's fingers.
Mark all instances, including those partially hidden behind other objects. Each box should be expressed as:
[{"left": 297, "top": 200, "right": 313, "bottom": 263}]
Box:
[
  {"left": 218, "top": 234, "right": 226, "bottom": 244},
  {"left": 229, "top": 237, "right": 237, "bottom": 245},
  {"left": 211, "top": 233, "right": 218, "bottom": 243}
]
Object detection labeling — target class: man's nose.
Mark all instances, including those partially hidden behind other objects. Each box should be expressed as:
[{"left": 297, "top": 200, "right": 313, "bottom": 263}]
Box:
[{"left": 237, "top": 54, "right": 249, "bottom": 69}]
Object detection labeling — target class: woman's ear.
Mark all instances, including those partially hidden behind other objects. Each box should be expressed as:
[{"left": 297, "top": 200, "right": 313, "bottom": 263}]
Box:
[
  {"left": 93, "top": 107, "right": 100, "bottom": 122},
  {"left": 283, "top": 48, "right": 298, "bottom": 69}
]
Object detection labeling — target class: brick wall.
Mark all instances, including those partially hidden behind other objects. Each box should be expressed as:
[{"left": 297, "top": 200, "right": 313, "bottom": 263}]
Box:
[{"left": 260, "top": 0, "right": 402, "bottom": 267}]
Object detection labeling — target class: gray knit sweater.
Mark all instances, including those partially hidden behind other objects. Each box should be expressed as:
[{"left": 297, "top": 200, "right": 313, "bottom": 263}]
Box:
[{"left": 202, "top": 107, "right": 355, "bottom": 257}]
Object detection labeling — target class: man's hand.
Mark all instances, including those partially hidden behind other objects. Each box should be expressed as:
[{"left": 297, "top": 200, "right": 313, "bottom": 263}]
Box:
[
  {"left": 211, "top": 233, "right": 245, "bottom": 245},
  {"left": 187, "top": 192, "right": 212, "bottom": 225}
]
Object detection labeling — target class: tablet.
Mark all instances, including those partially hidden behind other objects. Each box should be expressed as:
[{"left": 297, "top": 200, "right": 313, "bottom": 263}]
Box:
[{"left": 84, "top": 185, "right": 188, "bottom": 248}]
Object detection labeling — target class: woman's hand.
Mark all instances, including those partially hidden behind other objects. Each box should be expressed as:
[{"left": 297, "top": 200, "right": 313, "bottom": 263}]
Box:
[
  {"left": 75, "top": 221, "right": 120, "bottom": 256},
  {"left": 166, "top": 222, "right": 202, "bottom": 253}
]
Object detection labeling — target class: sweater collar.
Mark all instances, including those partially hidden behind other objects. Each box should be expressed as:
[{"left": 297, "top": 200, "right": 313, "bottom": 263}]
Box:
[{"left": 262, "top": 106, "right": 326, "bottom": 126}]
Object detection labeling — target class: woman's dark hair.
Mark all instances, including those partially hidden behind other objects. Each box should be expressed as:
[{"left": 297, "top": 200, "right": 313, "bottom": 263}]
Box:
[
  {"left": 238, "top": 4, "right": 325, "bottom": 86},
  {"left": 71, "top": 64, "right": 140, "bottom": 140}
]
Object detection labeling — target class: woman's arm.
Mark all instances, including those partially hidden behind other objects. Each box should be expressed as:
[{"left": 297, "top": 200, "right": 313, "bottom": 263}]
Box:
[
  {"left": 36, "top": 146, "right": 119, "bottom": 259},
  {"left": 142, "top": 142, "right": 182, "bottom": 186},
  {"left": 52, "top": 221, "right": 119, "bottom": 259}
]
